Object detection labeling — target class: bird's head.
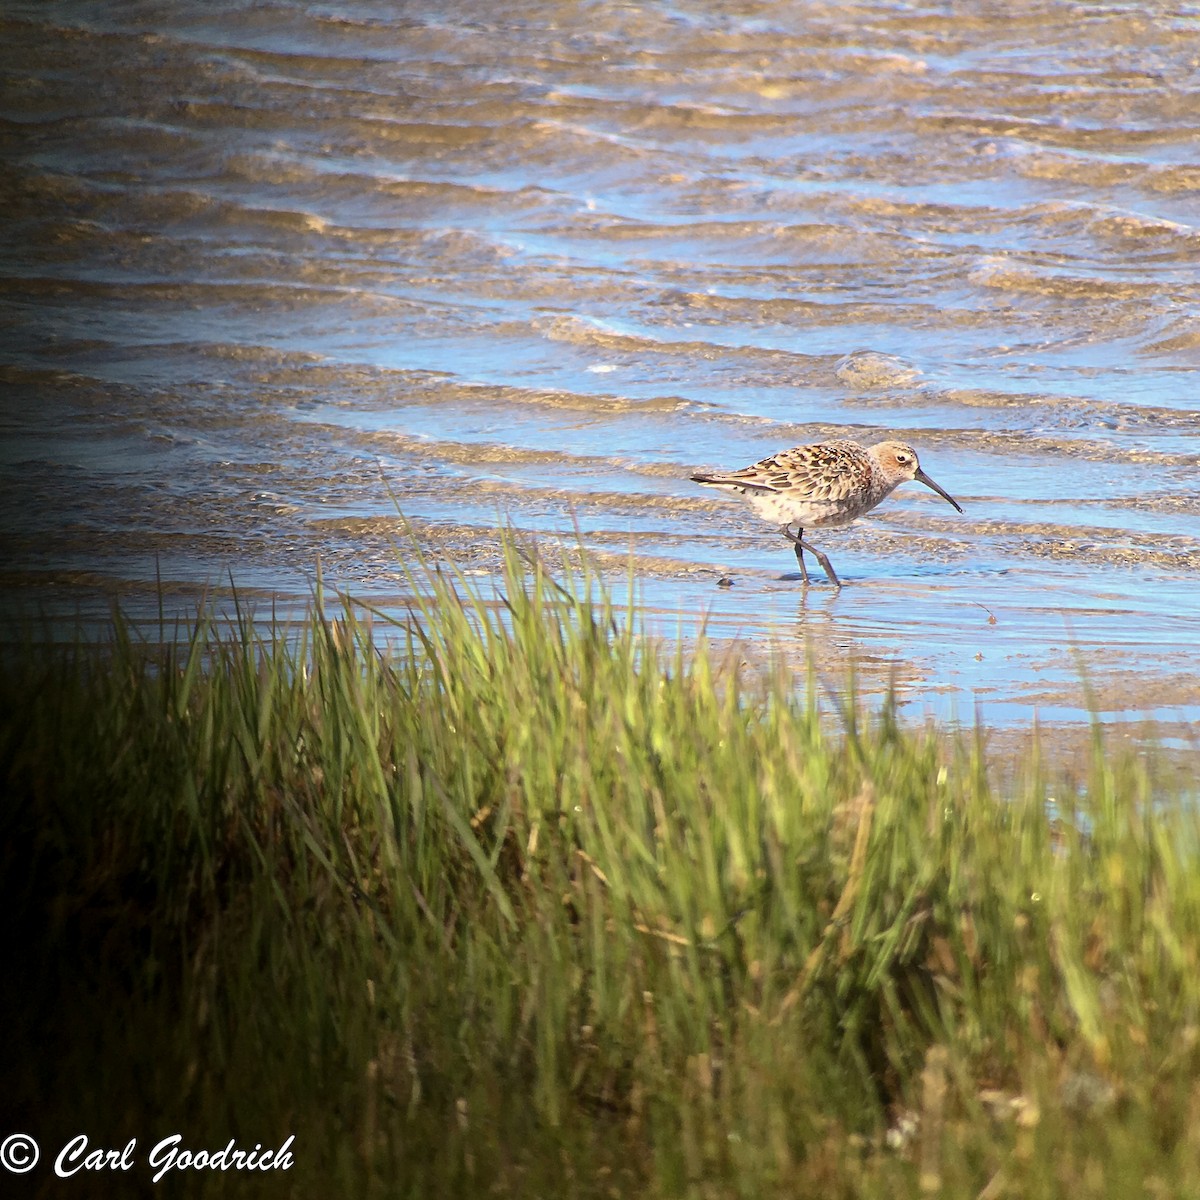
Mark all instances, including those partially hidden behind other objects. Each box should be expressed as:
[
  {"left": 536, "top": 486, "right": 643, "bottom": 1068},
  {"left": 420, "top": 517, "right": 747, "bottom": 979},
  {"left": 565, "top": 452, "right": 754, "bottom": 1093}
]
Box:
[{"left": 871, "top": 441, "right": 963, "bottom": 513}]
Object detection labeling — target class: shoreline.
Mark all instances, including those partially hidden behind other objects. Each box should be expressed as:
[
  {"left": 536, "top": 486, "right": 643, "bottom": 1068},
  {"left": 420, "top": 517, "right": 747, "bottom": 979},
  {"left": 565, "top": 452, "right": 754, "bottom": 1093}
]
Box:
[{"left": 4, "top": 544, "right": 1196, "bottom": 735}]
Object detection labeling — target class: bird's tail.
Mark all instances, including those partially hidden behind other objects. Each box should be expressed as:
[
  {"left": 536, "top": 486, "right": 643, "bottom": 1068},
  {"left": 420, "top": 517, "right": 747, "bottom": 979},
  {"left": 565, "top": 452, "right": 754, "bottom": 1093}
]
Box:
[{"left": 690, "top": 472, "right": 773, "bottom": 492}]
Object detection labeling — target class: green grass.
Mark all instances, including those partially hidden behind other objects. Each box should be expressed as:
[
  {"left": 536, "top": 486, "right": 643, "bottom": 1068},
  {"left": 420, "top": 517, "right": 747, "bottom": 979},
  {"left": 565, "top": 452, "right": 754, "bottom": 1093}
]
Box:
[{"left": 3, "top": 540, "right": 1200, "bottom": 1198}]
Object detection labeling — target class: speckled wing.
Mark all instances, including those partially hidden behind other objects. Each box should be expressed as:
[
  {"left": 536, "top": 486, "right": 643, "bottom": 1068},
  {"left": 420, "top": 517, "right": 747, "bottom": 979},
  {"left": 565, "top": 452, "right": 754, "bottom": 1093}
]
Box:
[{"left": 694, "top": 439, "right": 874, "bottom": 503}]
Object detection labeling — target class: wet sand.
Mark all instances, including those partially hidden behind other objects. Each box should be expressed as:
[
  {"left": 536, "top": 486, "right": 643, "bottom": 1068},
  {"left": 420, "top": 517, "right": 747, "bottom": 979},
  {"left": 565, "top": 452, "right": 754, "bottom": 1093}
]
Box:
[{"left": 2, "top": 1, "right": 1199, "bottom": 731}]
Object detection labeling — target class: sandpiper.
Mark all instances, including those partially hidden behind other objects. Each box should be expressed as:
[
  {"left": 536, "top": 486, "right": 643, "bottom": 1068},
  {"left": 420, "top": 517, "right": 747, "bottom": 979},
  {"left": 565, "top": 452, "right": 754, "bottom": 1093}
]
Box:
[{"left": 690, "top": 438, "right": 962, "bottom": 587}]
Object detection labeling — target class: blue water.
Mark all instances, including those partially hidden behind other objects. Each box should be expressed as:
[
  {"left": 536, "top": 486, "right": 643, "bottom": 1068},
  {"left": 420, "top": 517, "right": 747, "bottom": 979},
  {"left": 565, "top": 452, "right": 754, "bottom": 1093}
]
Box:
[{"left": 2, "top": 0, "right": 1199, "bottom": 728}]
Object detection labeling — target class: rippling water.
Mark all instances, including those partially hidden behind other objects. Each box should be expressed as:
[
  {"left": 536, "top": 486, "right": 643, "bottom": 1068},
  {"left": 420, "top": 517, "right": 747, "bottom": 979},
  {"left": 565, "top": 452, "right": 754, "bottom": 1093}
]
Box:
[{"left": 3, "top": 1, "right": 1199, "bottom": 724}]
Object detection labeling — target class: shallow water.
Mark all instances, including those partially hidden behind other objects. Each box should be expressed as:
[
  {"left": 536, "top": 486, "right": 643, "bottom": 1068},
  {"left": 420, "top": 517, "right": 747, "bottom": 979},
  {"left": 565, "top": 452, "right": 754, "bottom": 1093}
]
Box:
[{"left": 3, "top": 1, "right": 1199, "bottom": 726}]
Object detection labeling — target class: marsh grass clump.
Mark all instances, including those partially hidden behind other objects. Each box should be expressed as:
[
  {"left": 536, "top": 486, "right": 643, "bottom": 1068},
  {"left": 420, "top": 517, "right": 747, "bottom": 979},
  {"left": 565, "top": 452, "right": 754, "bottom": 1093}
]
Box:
[{"left": 3, "top": 539, "right": 1200, "bottom": 1198}]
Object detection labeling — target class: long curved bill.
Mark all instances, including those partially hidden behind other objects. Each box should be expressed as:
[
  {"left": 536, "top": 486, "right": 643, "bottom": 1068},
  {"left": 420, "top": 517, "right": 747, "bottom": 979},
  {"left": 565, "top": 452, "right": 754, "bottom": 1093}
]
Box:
[{"left": 915, "top": 468, "right": 963, "bottom": 513}]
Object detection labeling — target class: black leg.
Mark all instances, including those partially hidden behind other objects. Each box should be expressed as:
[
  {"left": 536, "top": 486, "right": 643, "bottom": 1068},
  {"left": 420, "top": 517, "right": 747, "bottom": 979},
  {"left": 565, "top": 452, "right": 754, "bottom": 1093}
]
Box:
[
  {"left": 780, "top": 524, "right": 809, "bottom": 584},
  {"left": 793, "top": 525, "right": 809, "bottom": 584}
]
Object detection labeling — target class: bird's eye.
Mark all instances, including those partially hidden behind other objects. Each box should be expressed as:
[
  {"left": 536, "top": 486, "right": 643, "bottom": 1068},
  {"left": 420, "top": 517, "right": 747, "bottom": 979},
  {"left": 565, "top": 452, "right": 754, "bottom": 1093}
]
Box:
[{"left": 896, "top": 453, "right": 910, "bottom": 464}]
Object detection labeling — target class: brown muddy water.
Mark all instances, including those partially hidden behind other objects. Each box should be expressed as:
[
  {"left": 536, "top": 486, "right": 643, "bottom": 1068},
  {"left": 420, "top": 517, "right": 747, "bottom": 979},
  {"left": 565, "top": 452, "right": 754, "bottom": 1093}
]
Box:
[{"left": 2, "top": 1, "right": 1199, "bottom": 729}]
